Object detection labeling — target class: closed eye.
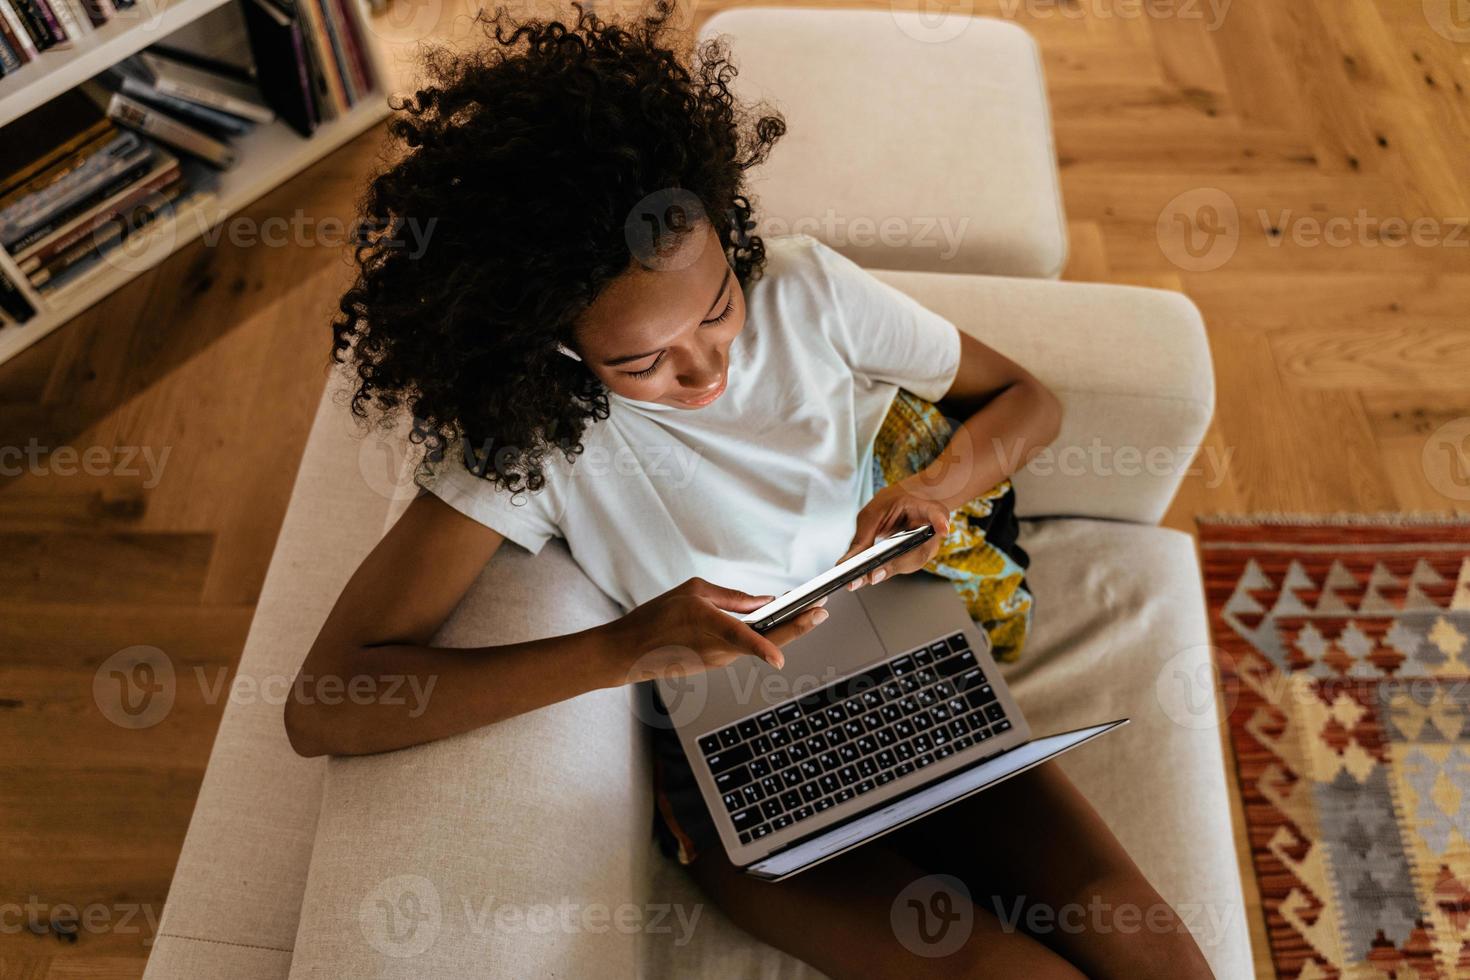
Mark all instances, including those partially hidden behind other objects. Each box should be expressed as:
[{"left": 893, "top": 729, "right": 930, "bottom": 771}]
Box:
[
  {"left": 624, "top": 354, "right": 664, "bottom": 379},
  {"left": 703, "top": 295, "right": 735, "bottom": 325},
  {"left": 620, "top": 291, "right": 736, "bottom": 378}
]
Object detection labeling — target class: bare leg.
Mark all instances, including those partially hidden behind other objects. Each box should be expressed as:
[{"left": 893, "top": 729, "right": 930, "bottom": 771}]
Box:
[
  {"left": 885, "top": 761, "right": 1215, "bottom": 979},
  {"left": 686, "top": 839, "right": 1085, "bottom": 980}
]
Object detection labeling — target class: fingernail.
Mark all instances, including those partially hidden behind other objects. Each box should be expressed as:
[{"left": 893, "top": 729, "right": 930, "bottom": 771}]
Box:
[
  {"left": 873, "top": 569, "right": 887, "bottom": 583},
  {"left": 773, "top": 654, "right": 785, "bottom": 669},
  {"left": 813, "top": 607, "right": 829, "bottom": 624}
]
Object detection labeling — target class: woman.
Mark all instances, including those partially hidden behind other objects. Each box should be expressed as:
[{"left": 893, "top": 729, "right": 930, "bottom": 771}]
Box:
[{"left": 285, "top": 4, "right": 1212, "bottom": 976}]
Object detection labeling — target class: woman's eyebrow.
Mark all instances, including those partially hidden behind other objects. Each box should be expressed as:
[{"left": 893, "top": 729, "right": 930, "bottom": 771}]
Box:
[{"left": 600, "top": 266, "right": 733, "bottom": 366}]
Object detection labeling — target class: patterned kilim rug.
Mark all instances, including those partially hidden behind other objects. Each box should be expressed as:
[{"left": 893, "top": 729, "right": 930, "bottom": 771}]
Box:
[{"left": 1198, "top": 516, "right": 1470, "bottom": 979}]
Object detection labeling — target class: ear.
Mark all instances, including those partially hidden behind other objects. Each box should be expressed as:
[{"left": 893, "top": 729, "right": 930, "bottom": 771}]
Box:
[{"left": 556, "top": 342, "right": 583, "bottom": 362}]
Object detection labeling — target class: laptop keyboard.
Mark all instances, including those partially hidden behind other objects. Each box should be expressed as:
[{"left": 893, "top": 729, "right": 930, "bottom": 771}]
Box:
[{"left": 697, "top": 631, "right": 1013, "bottom": 845}]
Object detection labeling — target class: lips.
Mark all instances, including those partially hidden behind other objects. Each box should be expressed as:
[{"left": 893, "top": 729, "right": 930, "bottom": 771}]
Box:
[{"left": 675, "top": 373, "right": 727, "bottom": 408}]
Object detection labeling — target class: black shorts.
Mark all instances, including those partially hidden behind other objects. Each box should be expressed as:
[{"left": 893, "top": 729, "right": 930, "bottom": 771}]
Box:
[{"left": 640, "top": 680, "right": 721, "bottom": 866}]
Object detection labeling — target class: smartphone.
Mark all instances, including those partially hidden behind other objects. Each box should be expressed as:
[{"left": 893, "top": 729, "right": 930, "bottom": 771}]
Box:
[{"left": 738, "top": 524, "right": 936, "bottom": 634}]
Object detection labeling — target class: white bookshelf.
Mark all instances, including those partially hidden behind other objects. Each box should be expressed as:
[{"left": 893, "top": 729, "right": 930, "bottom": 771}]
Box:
[
  {"left": 0, "top": 0, "right": 236, "bottom": 124},
  {"left": 0, "top": 0, "right": 393, "bottom": 365}
]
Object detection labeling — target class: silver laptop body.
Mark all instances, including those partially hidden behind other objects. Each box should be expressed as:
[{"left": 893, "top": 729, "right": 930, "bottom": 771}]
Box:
[{"left": 655, "top": 570, "right": 1125, "bottom": 880}]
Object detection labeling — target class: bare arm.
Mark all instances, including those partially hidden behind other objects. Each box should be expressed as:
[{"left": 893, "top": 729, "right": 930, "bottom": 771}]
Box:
[
  {"left": 922, "top": 329, "right": 1063, "bottom": 510},
  {"left": 840, "top": 329, "right": 1063, "bottom": 583},
  {"left": 285, "top": 493, "right": 825, "bottom": 757}
]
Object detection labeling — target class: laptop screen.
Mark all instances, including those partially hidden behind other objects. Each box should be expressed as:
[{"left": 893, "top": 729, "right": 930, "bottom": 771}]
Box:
[{"left": 745, "top": 720, "right": 1128, "bottom": 880}]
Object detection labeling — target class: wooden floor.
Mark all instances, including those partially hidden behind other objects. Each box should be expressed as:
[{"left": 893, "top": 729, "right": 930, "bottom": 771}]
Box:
[{"left": 1, "top": 1, "right": 1467, "bottom": 977}]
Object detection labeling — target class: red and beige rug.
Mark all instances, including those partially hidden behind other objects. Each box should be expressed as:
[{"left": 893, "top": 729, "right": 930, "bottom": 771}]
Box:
[{"left": 1199, "top": 516, "right": 1470, "bottom": 978}]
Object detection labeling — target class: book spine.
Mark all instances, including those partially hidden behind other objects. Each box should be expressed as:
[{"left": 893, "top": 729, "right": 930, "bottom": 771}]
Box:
[
  {"left": 120, "top": 78, "right": 255, "bottom": 136},
  {"left": 289, "top": 17, "right": 318, "bottom": 130},
  {"left": 10, "top": 0, "right": 58, "bottom": 49},
  {"left": 0, "top": 1, "right": 30, "bottom": 62},
  {"left": 30, "top": 0, "right": 67, "bottom": 43},
  {"left": 47, "top": 0, "right": 85, "bottom": 37},
  {"left": 78, "top": 0, "right": 107, "bottom": 26},
  {"left": 314, "top": 0, "right": 354, "bottom": 105},
  {"left": 107, "top": 95, "right": 236, "bottom": 169},
  {"left": 293, "top": 0, "right": 346, "bottom": 116},
  {"left": 29, "top": 221, "right": 125, "bottom": 287},
  {"left": 0, "top": 29, "right": 20, "bottom": 73},
  {"left": 151, "top": 76, "right": 275, "bottom": 123},
  {"left": 15, "top": 163, "right": 179, "bottom": 266},
  {"left": 328, "top": 0, "right": 370, "bottom": 97}
]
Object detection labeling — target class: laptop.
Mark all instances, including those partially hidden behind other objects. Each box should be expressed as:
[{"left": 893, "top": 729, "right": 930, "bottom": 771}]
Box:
[{"left": 655, "top": 569, "right": 1127, "bottom": 881}]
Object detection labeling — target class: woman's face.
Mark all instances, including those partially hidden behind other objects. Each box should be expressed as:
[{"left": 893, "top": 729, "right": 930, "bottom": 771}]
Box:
[{"left": 571, "top": 223, "right": 745, "bottom": 409}]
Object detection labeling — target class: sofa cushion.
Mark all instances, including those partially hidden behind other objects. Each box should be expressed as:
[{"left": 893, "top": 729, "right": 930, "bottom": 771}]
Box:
[
  {"left": 284, "top": 518, "right": 1249, "bottom": 979},
  {"left": 701, "top": 9, "right": 1068, "bottom": 279},
  {"left": 285, "top": 533, "right": 642, "bottom": 979}
]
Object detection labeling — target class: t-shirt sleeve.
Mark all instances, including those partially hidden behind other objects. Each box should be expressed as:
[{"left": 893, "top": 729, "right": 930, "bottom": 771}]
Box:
[
  {"left": 414, "top": 442, "right": 562, "bottom": 554},
  {"left": 810, "top": 239, "right": 962, "bottom": 402}
]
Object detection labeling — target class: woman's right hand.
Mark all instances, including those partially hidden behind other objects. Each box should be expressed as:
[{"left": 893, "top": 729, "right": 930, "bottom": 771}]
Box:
[{"left": 611, "top": 577, "right": 829, "bottom": 681}]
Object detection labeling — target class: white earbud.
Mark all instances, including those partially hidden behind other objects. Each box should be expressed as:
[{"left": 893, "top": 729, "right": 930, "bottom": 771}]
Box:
[{"left": 556, "top": 342, "right": 583, "bottom": 362}]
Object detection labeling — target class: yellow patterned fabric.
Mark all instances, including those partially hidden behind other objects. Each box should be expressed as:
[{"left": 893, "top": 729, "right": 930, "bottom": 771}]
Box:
[{"left": 870, "top": 390, "right": 1034, "bottom": 661}]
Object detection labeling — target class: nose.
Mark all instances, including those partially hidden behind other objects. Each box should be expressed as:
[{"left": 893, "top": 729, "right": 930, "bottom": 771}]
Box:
[{"left": 675, "top": 345, "right": 724, "bottom": 392}]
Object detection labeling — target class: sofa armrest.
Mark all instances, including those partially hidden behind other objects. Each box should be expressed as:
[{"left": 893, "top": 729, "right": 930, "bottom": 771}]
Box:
[
  {"left": 873, "top": 271, "right": 1215, "bottom": 525},
  {"left": 286, "top": 538, "right": 652, "bottom": 980}
]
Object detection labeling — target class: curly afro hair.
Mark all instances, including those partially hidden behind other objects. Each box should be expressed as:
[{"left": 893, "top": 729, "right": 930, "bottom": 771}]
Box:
[{"left": 332, "top": 0, "right": 786, "bottom": 495}]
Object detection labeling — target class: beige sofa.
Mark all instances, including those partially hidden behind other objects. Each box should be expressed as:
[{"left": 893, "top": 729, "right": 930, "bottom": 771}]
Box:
[{"left": 142, "top": 10, "right": 1252, "bottom": 979}]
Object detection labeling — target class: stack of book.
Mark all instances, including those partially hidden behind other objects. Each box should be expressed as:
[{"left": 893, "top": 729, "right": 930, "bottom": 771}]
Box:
[
  {"left": 0, "top": 0, "right": 137, "bottom": 76},
  {"left": 0, "top": 88, "right": 204, "bottom": 300},
  {"left": 89, "top": 50, "right": 277, "bottom": 169}
]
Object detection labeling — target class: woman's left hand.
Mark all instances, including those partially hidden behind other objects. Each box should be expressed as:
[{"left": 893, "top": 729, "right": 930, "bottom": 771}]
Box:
[{"left": 835, "top": 481, "right": 950, "bottom": 591}]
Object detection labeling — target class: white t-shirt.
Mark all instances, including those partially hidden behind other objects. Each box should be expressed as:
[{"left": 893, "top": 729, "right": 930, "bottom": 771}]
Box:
[{"left": 419, "top": 234, "right": 962, "bottom": 612}]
